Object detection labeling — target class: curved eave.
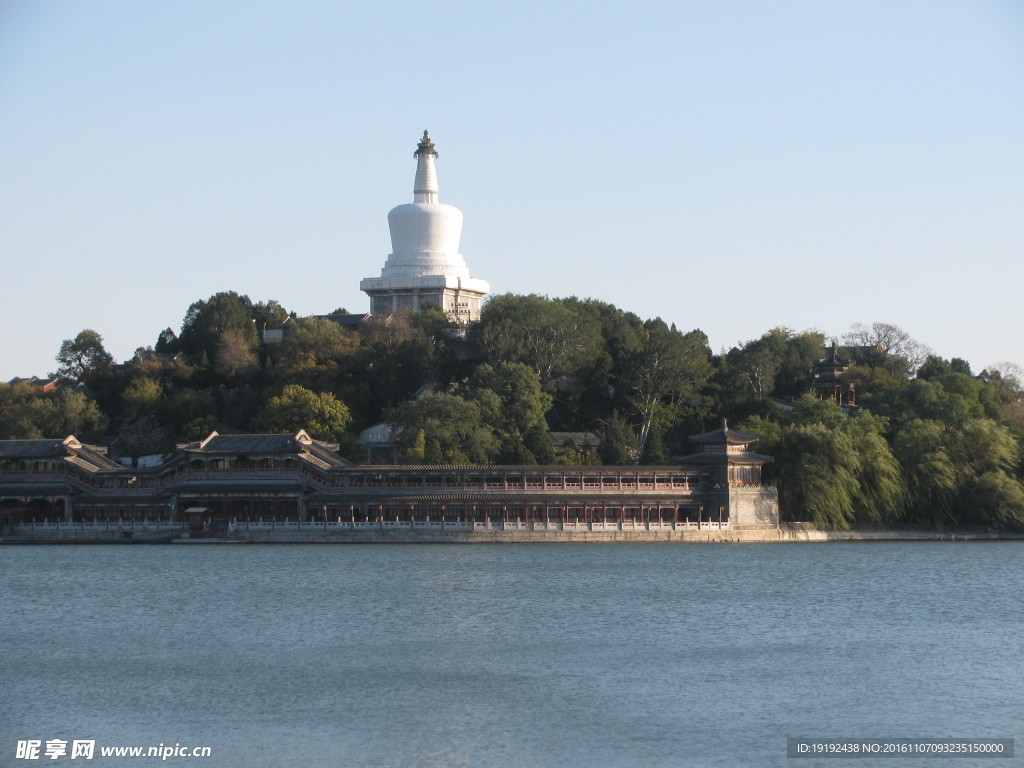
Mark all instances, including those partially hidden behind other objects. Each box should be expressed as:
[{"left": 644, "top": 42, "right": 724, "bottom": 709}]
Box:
[{"left": 689, "top": 429, "right": 761, "bottom": 446}]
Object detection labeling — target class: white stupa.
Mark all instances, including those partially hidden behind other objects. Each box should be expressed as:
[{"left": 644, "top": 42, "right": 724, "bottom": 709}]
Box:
[{"left": 360, "top": 131, "right": 490, "bottom": 322}]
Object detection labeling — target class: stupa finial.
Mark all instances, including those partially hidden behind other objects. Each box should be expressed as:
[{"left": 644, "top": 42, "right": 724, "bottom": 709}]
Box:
[{"left": 414, "top": 130, "right": 437, "bottom": 158}]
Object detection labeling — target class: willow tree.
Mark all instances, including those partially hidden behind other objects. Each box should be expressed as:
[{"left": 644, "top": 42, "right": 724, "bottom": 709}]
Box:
[
  {"left": 951, "top": 419, "right": 1024, "bottom": 526},
  {"left": 895, "top": 417, "right": 1024, "bottom": 528},
  {"left": 774, "top": 423, "right": 861, "bottom": 529},
  {"left": 892, "top": 419, "right": 960, "bottom": 526},
  {"left": 845, "top": 411, "right": 905, "bottom": 526},
  {"left": 749, "top": 397, "right": 904, "bottom": 529}
]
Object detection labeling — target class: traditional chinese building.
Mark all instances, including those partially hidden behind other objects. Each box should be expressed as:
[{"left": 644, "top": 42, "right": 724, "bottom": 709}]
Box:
[
  {"left": 360, "top": 131, "right": 490, "bottom": 323},
  {"left": 676, "top": 419, "right": 779, "bottom": 528},
  {"left": 0, "top": 426, "right": 778, "bottom": 537},
  {"left": 810, "top": 342, "right": 857, "bottom": 406},
  {"left": 7, "top": 376, "right": 94, "bottom": 398}
]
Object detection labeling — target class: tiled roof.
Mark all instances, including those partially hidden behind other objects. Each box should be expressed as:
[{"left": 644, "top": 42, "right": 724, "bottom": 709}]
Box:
[
  {"left": 305, "top": 443, "right": 353, "bottom": 467},
  {"left": 0, "top": 437, "right": 119, "bottom": 468},
  {"left": 299, "top": 453, "right": 331, "bottom": 471},
  {"left": 689, "top": 423, "right": 761, "bottom": 446},
  {"left": 192, "top": 434, "right": 306, "bottom": 453},
  {"left": 0, "top": 440, "right": 69, "bottom": 458},
  {"left": 181, "top": 432, "right": 313, "bottom": 454},
  {"left": 6, "top": 377, "right": 90, "bottom": 396},
  {"left": 320, "top": 313, "right": 370, "bottom": 325},
  {"left": 179, "top": 431, "right": 350, "bottom": 465},
  {"left": 65, "top": 451, "right": 124, "bottom": 473},
  {"left": 65, "top": 454, "right": 102, "bottom": 471}
]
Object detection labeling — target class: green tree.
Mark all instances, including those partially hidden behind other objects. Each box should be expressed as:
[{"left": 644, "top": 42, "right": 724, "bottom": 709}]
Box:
[
  {"left": 155, "top": 327, "right": 178, "bottom": 352},
  {"left": 841, "top": 364, "right": 905, "bottom": 401},
  {"left": 892, "top": 419, "right": 959, "bottom": 526},
  {"left": 466, "top": 362, "right": 552, "bottom": 462},
  {"left": 869, "top": 375, "right": 989, "bottom": 428},
  {"left": 356, "top": 312, "right": 439, "bottom": 419},
  {"left": 0, "top": 384, "right": 48, "bottom": 439},
  {"left": 121, "top": 378, "right": 163, "bottom": 419},
  {"left": 473, "top": 294, "right": 603, "bottom": 383},
  {"left": 627, "top": 320, "right": 712, "bottom": 446},
  {"left": 252, "top": 299, "right": 290, "bottom": 334},
  {"left": 179, "top": 415, "right": 223, "bottom": 442},
  {"left": 55, "top": 329, "right": 114, "bottom": 382},
  {"left": 267, "top": 317, "right": 360, "bottom": 390},
  {"left": 728, "top": 332, "right": 784, "bottom": 403},
  {"left": 524, "top": 423, "right": 557, "bottom": 464},
  {"left": 163, "top": 388, "right": 218, "bottom": 436},
  {"left": 787, "top": 393, "right": 848, "bottom": 430},
  {"left": 916, "top": 355, "right": 973, "bottom": 381},
  {"left": 774, "top": 422, "right": 861, "bottom": 529},
  {"left": 551, "top": 298, "right": 643, "bottom": 427},
  {"left": 213, "top": 328, "right": 260, "bottom": 381},
  {"left": 177, "top": 291, "right": 258, "bottom": 361},
  {"left": 0, "top": 385, "right": 105, "bottom": 440},
  {"left": 967, "top": 471, "right": 1024, "bottom": 527},
  {"left": 250, "top": 385, "right": 351, "bottom": 442},
  {"left": 844, "top": 411, "right": 905, "bottom": 525},
  {"left": 894, "top": 417, "right": 1024, "bottom": 528},
  {"left": 745, "top": 397, "right": 903, "bottom": 528},
  {"left": 388, "top": 394, "right": 497, "bottom": 464},
  {"left": 599, "top": 410, "right": 639, "bottom": 465},
  {"left": 775, "top": 329, "right": 827, "bottom": 399},
  {"left": 48, "top": 391, "right": 108, "bottom": 441},
  {"left": 980, "top": 363, "right": 1024, "bottom": 432},
  {"left": 639, "top": 426, "right": 666, "bottom": 465}
]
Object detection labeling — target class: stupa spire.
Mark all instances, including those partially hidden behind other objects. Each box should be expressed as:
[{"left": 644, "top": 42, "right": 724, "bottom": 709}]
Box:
[{"left": 413, "top": 130, "right": 439, "bottom": 204}]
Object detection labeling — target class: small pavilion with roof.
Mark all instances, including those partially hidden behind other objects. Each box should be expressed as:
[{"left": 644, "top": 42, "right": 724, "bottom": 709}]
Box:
[{"left": 811, "top": 343, "right": 856, "bottom": 406}]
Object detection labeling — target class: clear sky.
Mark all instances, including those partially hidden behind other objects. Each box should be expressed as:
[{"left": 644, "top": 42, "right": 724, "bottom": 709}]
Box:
[{"left": 2, "top": 0, "right": 1022, "bottom": 381}]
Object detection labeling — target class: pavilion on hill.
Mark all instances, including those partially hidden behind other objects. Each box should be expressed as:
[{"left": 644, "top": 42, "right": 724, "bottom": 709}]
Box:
[{"left": 811, "top": 342, "right": 857, "bottom": 406}]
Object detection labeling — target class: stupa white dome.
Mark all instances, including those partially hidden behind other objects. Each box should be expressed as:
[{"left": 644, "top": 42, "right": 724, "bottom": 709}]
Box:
[{"left": 360, "top": 131, "right": 490, "bottom": 321}]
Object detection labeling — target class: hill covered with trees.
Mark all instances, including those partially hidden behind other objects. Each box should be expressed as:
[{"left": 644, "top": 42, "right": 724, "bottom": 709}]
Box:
[{"left": 2, "top": 291, "right": 1022, "bottom": 530}]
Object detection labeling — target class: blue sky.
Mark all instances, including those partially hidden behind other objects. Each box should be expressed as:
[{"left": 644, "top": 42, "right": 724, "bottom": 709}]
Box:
[{"left": 2, "top": 0, "right": 1022, "bottom": 381}]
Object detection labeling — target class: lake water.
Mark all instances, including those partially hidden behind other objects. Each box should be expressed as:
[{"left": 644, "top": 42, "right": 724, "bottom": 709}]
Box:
[{"left": 1, "top": 542, "right": 1021, "bottom": 768}]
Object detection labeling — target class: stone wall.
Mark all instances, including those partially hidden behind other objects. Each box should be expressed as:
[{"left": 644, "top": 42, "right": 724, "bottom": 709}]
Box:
[{"left": 728, "top": 485, "right": 780, "bottom": 528}]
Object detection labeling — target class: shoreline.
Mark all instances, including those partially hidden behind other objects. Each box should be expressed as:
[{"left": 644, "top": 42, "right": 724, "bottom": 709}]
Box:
[{"left": 2, "top": 525, "right": 1021, "bottom": 544}]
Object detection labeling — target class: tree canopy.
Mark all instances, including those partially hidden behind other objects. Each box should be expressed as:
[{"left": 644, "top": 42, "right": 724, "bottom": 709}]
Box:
[
  {"left": 251, "top": 385, "right": 351, "bottom": 443},
  {"left": 56, "top": 329, "right": 114, "bottom": 382},
  {"left": 12, "top": 297, "right": 1023, "bottom": 531}
]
